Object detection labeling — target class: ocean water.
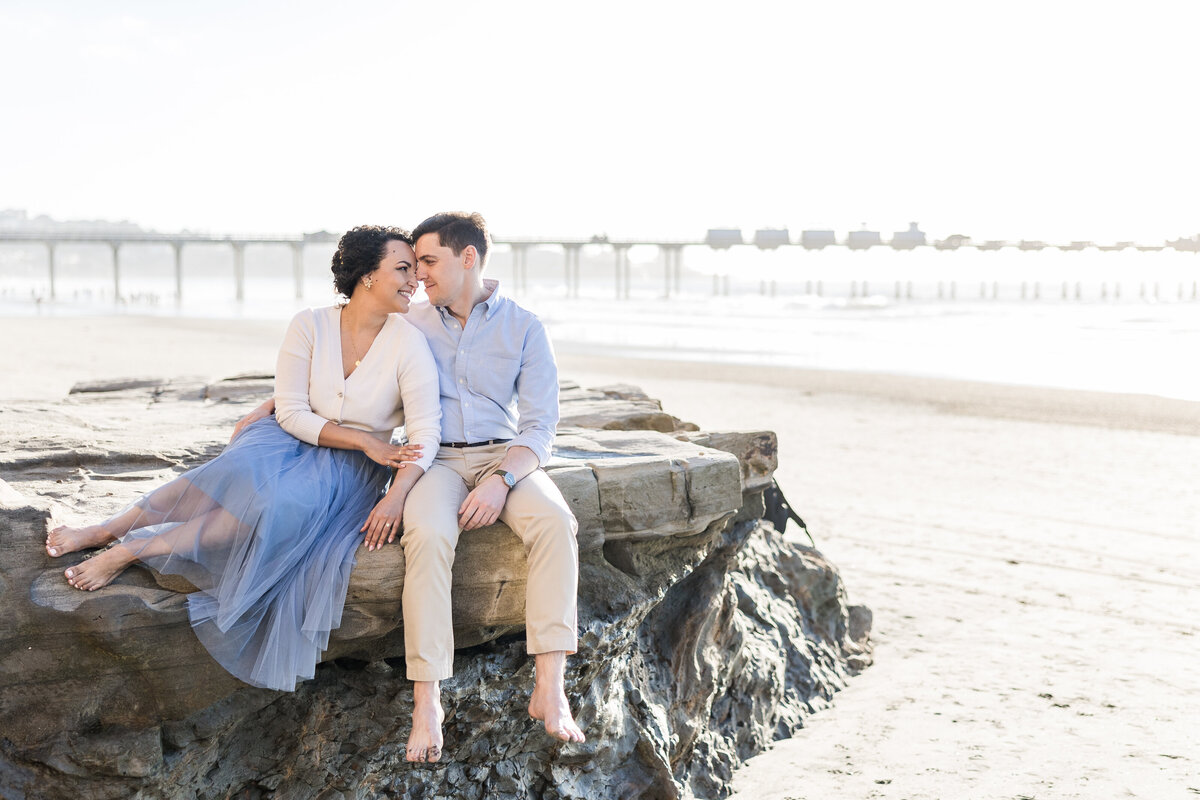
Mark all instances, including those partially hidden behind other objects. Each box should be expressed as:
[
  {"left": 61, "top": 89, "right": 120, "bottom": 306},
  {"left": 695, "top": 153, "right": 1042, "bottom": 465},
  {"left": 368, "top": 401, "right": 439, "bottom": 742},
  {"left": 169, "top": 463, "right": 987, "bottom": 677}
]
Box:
[
  {"left": 2, "top": 244, "right": 1197, "bottom": 401},
  {"left": 532, "top": 293, "right": 1200, "bottom": 402}
]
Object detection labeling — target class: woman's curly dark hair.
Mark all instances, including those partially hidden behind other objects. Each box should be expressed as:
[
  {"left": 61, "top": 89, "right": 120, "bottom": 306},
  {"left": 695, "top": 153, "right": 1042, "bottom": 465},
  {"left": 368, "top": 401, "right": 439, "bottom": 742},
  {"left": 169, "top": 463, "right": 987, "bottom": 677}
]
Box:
[{"left": 331, "top": 225, "right": 414, "bottom": 298}]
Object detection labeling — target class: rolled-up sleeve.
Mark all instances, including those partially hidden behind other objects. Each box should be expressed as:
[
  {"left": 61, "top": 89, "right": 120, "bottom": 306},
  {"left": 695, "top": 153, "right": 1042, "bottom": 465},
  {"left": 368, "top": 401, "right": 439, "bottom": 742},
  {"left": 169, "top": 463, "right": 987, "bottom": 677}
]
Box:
[
  {"left": 274, "top": 309, "right": 330, "bottom": 445},
  {"left": 508, "top": 320, "right": 559, "bottom": 465},
  {"left": 396, "top": 330, "right": 442, "bottom": 472}
]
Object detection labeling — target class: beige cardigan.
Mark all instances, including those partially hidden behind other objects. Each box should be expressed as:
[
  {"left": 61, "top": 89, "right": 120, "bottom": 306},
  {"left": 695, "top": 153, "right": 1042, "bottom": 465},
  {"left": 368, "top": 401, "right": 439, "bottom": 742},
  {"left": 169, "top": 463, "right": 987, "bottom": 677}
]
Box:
[{"left": 274, "top": 306, "right": 441, "bottom": 472}]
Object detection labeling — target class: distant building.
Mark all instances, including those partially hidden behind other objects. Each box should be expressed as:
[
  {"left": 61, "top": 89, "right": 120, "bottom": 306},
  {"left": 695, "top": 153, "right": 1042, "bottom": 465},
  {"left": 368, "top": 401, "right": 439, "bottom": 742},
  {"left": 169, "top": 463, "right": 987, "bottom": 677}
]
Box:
[
  {"left": 0, "top": 209, "right": 30, "bottom": 229},
  {"left": 1018, "top": 240, "right": 1047, "bottom": 251},
  {"left": 753, "top": 229, "right": 790, "bottom": 249},
  {"left": 847, "top": 226, "right": 882, "bottom": 250},
  {"left": 978, "top": 240, "right": 1006, "bottom": 251},
  {"left": 800, "top": 229, "right": 837, "bottom": 249},
  {"left": 705, "top": 229, "right": 743, "bottom": 249},
  {"left": 0, "top": 209, "right": 141, "bottom": 233},
  {"left": 890, "top": 222, "right": 926, "bottom": 250},
  {"left": 1057, "top": 241, "right": 1093, "bottom": 251},
  {"left": 934, "top": 234, "right": 971, "bottom": 250},
  {"left": 1167, "top": 235, "right": 1200, "bottom": 252},
  {"left": 1097, "top": 242, "right": 1133, "bottom": 251}
]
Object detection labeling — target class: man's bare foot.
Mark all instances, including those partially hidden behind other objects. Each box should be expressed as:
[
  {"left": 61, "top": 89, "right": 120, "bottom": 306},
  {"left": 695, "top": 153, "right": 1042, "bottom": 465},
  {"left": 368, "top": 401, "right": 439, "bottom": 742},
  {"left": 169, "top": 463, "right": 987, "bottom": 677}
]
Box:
[
  {"left": 406, "top": 680, "right": 445, "bottom": 763},
  {"left": 529, "top": 651, "right": 586, "bottom": 743},
  {"left": 528, "top": 684, "right": 586, "bottom": 743},
  {"left": 46, "top": 523, "right": 115, "bottom": 558},
  {"left": 64, "top": 545, "right": 134, "bottom": 591}
]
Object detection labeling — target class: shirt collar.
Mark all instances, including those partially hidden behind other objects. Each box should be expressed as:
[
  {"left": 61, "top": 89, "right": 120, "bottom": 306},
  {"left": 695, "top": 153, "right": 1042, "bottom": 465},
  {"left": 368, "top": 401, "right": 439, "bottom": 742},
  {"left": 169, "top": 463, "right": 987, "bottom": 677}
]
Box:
[
  {"left": 480, "top": 279, "right": 503, "bottom": 320},
  {"left": 432, "top": 278, "right": 504, "bottom": 322}
]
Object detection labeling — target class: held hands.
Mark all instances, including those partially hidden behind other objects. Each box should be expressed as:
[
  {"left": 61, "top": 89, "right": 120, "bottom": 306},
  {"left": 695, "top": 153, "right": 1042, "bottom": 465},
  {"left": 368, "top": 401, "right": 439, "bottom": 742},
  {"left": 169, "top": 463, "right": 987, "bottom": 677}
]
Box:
[
  {"left": 458, "top": 475, "right": 510, "bottom": 531},
  {"left": 364, "top": 440, "right": 423, "bottom": 469},
  {"left": 361, "top": 490, "right": 406, "bottom": 551}
]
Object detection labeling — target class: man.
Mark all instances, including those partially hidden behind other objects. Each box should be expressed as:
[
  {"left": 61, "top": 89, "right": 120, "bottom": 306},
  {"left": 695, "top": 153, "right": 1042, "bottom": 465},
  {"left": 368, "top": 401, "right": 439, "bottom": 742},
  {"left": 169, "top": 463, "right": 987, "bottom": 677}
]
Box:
[
  {"left": 232, "top": 212, "right": 584, "bottom": 762},
  {"left": 400, "top": 211, "right": 584, "bottom": 760}
]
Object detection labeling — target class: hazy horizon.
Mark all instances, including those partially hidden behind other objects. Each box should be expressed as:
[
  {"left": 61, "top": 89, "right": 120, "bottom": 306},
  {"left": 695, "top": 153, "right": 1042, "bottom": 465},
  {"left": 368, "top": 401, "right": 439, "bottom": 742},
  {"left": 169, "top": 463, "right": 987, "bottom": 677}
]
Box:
[
  {"left": 3, "top": 207, "right": 1199, "bottom": 246},
  {"left": 2, "top": 1, "right": 1198, "bottom": 242}
]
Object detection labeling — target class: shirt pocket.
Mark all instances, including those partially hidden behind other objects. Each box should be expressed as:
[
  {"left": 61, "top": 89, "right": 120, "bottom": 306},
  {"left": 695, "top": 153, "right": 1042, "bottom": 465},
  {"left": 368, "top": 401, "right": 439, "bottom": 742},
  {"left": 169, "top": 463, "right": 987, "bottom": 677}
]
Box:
[{"left": 467, "top": 352, "right": 521, "bottom": 405}]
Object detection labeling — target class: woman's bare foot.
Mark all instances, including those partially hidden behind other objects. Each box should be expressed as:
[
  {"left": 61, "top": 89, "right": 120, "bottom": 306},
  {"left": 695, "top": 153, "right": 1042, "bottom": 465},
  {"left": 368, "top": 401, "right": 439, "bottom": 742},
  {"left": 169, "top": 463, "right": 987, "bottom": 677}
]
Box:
[
  {"left": 406, "top": 681, "right": 445, "bottom": 763},
  {"left": 64, "top": 545, "right": 134, "bottom": 591},
  {"left": 529, "top": 651, "right": 586, "bottom": 743},
  {"left": 45, "top": 523, "right": 115, "bottom": 558}
]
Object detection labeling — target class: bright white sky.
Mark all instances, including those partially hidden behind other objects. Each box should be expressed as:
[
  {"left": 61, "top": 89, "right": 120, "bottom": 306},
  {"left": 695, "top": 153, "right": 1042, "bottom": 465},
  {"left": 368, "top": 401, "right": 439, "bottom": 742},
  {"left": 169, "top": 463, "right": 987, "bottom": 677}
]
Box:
[{"left": 2, "top": 0, "right": 1197, "bottom": 242}]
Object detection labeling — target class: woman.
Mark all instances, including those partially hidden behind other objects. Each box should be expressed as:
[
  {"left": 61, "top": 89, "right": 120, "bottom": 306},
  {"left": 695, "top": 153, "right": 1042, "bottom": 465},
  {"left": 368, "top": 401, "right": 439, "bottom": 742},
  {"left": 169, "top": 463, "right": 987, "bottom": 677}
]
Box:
[{"left": 44, "top": 225, "right": 441, "bottom": 692}]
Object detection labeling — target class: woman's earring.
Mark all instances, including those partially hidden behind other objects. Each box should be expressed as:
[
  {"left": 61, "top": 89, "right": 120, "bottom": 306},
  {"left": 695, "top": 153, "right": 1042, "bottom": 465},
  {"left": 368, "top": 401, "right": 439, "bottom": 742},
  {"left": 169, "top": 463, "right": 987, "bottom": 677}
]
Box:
[{"left": 363, "top": 277, "right": 374, "bottom": 290}]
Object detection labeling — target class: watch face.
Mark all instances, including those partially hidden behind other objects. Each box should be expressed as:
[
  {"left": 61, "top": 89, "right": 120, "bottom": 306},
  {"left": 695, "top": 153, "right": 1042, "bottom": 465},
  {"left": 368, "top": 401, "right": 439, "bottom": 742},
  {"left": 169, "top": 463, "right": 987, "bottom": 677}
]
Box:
[{"left": 503, "top": 472, "right": 516, "bottom": 488}]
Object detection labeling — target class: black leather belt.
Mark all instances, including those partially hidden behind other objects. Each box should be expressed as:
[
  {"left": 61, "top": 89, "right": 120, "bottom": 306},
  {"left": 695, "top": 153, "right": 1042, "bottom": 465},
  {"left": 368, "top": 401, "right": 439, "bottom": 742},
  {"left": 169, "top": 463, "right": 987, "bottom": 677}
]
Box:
[{"left": 440, "top": 438, "right": 512, "bottom": 448}]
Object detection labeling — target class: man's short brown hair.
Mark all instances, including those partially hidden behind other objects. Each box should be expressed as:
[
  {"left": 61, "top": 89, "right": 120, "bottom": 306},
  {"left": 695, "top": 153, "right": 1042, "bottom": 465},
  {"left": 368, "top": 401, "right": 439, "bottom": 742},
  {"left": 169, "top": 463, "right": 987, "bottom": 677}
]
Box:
[{"left": 412, "top": 212, "right": 491, "bottom": 264}]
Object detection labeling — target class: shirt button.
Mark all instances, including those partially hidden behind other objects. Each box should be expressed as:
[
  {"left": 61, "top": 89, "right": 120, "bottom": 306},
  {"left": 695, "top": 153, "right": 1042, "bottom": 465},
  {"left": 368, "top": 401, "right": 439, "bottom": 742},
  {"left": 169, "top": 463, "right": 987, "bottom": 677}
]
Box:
[
  {"left": 337, "top": 391, "right": 343, "bottom": 398},
  {"left": 459, "top": 378, "right": 465, "bottom": 384}
]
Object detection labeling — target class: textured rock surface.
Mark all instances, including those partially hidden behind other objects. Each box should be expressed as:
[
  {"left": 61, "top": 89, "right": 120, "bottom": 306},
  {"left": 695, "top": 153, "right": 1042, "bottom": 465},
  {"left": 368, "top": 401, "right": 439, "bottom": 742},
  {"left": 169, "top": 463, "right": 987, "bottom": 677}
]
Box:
[{"left": 0, "top": 376, "right": 870, "bottom": 799}]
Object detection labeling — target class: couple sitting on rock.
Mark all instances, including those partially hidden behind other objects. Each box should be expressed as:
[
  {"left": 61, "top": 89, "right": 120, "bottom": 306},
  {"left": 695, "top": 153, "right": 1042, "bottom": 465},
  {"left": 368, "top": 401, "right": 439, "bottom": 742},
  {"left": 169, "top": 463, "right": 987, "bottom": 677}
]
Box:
[{"left": 43, "top": 212, "right": 586, "bottom": 761}]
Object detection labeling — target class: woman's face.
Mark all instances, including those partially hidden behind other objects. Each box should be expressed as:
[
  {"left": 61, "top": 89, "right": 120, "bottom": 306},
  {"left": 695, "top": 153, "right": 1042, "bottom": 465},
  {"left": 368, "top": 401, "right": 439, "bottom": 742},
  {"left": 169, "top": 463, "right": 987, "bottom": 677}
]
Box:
[{"left": 365, "top": 240, "right": 418, "bottom": 313}]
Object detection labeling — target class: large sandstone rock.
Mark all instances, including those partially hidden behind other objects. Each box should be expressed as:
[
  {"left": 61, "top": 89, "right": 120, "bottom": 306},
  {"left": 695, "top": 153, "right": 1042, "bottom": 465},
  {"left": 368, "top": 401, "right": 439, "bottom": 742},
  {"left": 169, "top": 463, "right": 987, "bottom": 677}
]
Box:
[{"left": 0, "top": 376, "right": 870, "bottom": 799}]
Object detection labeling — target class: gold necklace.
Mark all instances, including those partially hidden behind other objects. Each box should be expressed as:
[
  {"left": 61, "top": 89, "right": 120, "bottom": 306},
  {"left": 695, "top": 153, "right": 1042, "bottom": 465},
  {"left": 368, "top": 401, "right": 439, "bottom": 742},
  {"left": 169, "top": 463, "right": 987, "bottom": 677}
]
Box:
[{"left": 343, "top": 311, "right": 364, "bottom": 369}]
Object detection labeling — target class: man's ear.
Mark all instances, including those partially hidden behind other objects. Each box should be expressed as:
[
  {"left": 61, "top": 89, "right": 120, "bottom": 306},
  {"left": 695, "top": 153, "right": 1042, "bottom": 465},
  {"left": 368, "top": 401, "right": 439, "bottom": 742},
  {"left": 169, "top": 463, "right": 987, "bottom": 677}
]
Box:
[{"left": 461, "top": 245, "right": 477, "bottom": 270}]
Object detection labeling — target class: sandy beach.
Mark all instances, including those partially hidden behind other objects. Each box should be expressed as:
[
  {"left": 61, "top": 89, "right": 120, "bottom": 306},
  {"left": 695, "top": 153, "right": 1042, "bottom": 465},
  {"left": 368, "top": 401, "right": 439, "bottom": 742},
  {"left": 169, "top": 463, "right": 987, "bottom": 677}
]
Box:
[
  {"left": 560, "top": 356, "right": 1200, "bottom": 800},
  {"left": 2, "top": 314, "right": 1197, "bottom": 799}
]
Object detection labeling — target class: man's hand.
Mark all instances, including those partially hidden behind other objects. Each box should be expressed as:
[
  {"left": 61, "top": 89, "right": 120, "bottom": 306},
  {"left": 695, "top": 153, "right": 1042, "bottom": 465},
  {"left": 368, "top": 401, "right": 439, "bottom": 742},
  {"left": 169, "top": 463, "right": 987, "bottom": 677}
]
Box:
[
  {"left": 458, "top": 476, "right": 510, "bottom": 531},
  {"left": 230, "top": 402, "right": 274, "bottom": 443},
  {"left": 361, "top": 490, "right": 406, "bottom": 551}
]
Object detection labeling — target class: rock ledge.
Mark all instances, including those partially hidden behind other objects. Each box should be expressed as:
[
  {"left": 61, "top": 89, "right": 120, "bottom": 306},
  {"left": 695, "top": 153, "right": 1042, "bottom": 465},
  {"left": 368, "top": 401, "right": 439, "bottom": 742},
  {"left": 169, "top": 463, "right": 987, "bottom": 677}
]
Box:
[{"left": 0, "top": 377, "right": 871, "bottom": 799}]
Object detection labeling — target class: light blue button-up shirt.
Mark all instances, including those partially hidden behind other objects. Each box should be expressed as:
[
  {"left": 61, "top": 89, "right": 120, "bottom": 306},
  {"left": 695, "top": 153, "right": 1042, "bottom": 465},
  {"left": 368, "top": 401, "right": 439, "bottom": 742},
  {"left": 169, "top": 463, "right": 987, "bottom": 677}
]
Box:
[{"left": 405, "top": 280, "right": 559, "bottom": 465}]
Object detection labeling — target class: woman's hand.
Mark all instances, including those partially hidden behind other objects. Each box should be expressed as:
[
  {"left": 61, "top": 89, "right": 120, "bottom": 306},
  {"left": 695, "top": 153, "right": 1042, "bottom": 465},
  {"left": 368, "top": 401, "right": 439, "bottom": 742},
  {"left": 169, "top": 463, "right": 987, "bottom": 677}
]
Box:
[
  {"left": 230, "top": 400, "right": 275, "bottom": 443},
  {"left": 361, "top": 491, "right": 407, "bottom": 551},
  {"left": 362, "top": 439, "right": 423, "bottom": 469}
]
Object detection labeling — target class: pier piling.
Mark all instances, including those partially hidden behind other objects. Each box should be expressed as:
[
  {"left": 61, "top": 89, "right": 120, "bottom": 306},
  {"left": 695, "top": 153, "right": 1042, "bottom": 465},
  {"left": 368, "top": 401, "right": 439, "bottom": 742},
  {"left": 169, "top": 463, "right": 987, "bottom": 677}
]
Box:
[
  {"left": 290, "top": 243, "right": 304, "bottom": 300},
  {"left": 109, "top": 242, "right": 121, "bottom": 301},
  {"left": 563, "top": 243, "right": 582, "bottom": 299},
  {"left": 231, "top": 241, "right": 245, "bottom": 303},
  {"left": 171, "top": 242, "right": 184, "bottom": 304},
  {"left": 46, "top": 242, "right": 56, "bottom": 301}
]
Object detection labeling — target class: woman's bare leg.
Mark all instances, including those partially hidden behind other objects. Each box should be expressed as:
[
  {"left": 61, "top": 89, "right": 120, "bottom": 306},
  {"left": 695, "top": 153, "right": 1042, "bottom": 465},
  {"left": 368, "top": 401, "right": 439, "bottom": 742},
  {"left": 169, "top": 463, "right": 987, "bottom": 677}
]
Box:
[
  {"left": 64, "top": 504, "right": 242, "bottom": 591},
  {"left": 47, "top": 477, "right": 218, "bottom": 557}
]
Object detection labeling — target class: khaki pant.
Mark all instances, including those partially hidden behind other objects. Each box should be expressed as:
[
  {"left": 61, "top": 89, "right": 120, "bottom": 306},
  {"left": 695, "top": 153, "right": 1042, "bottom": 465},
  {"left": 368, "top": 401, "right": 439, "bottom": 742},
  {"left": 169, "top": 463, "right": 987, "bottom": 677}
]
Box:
[{"left": 400, "top": 443, "right": 579, "bottom": 681}]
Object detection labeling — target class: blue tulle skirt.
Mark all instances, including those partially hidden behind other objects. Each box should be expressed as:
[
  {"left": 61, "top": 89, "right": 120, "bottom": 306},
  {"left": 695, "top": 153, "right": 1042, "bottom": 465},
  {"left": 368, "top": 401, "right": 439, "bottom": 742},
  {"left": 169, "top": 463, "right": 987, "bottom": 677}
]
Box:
[{"left": 115, "top": 417, "right": 389, "bottom": 691}]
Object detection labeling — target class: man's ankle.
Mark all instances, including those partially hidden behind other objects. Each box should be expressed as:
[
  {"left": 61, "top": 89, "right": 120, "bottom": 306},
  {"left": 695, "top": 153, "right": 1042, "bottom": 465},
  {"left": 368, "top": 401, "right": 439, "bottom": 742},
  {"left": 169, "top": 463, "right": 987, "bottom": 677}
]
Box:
[
  {"left": 413, "top": 680, "right": 441, "bottom": 705},
  {"left": 533, "top": 651, "right": 568, "bottom": 688}
]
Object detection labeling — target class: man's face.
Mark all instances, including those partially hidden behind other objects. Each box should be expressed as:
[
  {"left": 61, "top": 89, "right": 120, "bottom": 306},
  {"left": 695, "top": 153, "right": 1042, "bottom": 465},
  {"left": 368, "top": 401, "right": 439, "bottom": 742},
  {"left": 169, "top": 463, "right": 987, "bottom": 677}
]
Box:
[{"left": 415, "top": 232, "right": 467, "bottom": 307}]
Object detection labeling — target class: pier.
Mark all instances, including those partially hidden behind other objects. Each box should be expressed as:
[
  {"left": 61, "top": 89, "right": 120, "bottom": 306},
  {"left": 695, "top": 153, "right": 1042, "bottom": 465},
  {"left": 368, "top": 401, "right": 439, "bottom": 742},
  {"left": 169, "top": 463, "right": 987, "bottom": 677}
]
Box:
[{"left": 0, "top": 225, "right": 1196, "bottom": 303}]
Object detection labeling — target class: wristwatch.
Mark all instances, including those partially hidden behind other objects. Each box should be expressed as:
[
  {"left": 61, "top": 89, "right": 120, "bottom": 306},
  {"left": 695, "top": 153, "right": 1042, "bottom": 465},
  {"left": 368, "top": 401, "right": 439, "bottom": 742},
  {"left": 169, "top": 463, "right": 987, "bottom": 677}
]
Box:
[{"left": 493, "top": 470, "right": 517, "bottom": 489}]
